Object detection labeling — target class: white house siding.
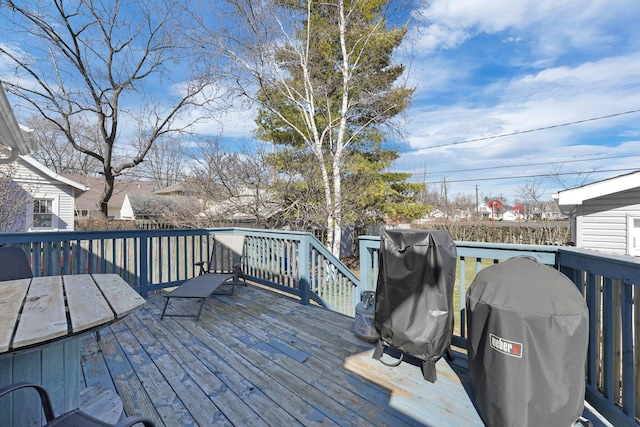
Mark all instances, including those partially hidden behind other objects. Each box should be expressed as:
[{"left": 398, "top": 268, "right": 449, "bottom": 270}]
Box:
[
  {"left": 56, "top": 186, "right": 76, "bottom": 230},
  {"left": 120, "top": 195, "right": 134, "bottom": 220},
  {"left": 577, "top": 188, "right": 640, "bottom": 255},
  {"left": 6, "top": 157, "right": 78, "bottom": 231}
]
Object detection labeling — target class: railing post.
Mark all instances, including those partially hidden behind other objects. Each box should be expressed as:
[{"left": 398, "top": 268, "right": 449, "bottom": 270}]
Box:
[
  {"left": 358, "top": 236, "right": 377, "bottom": 291},
  {"left": 298, "top": 235, "right": 311, "bottom": 305},
  {"left": 139, "top": 231, "right": 149, "bottom": 298},
  {"left": 357, "top": 237, "right": 373, "bottom": 312}
]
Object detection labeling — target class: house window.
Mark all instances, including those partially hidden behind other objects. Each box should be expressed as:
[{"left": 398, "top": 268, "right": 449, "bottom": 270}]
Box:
[{"left": 33, "top": 199, "right": 54, "bottom": 228}]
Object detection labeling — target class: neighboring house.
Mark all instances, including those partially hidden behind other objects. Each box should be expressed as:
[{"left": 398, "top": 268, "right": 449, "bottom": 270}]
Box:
[
  {"left": 501, "top": 211, "right": 519, "bottom": 221},
  {"left": 426, "top": 208, "right": 472, "bottom": 222},
  {"left": 553, "top": 170, "right": 640, "bottom": 256},
  {"left": 120, "top": 194, "right": 202, "bottom": 221},
  {"left": 530, "top": 202, "right": 565, "bottom": 220},
  {"left": 201, "top": 187, "right": 281, "bottom": 227},
  {"left": 477, "top": 203, "right": 493, "bottom": 219},
  {"left": 70, "top": 175, "right": 153, "bottom": 219},
  {"left": 1, "top": 86, "right": 88, "bottom": 232},
  {"left": 153, "top": 181, "right": 194, "bottom": 197},
  {"left": 1, "top": 155, "right": 88, "bottom": 232}
]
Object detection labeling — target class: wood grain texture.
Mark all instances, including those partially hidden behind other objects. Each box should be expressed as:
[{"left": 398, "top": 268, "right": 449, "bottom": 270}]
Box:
[
  {"left": 64, "top": 274, "right": 114, "bottom": 332},
  {"left": 92, "top": 274, "right": 146, "bottom": 317},
  {"left": 13, "top": 276, "right": 66, "bottom": 348},
  {"left": 0, "top": 279, "right": 30, "bottom": 352}
]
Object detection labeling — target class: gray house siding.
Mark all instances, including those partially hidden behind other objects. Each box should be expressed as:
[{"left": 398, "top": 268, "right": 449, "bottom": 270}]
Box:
[{"left": 577, "top": 188, "right": 640, "bottom": 255}]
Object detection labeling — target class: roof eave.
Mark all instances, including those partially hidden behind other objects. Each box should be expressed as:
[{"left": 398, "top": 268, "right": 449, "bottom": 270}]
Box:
[{"left": 0, "top": 85, "right": 37, "bottom": 163}]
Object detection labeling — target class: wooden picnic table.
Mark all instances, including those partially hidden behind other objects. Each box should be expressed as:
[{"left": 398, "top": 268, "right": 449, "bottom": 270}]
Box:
[{"left": 0, "top": 274, "right": 145, "bottom": 426}]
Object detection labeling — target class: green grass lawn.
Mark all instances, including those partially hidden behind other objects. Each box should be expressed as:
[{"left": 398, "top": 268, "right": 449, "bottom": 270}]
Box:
[{"left": 453, "top": 258, "right": 495, "bottom": 336}]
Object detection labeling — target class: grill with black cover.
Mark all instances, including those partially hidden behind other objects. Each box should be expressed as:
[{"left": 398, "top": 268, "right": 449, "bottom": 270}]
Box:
[{"left": 373, "top": 229, "right": 457, "bottom": 382}]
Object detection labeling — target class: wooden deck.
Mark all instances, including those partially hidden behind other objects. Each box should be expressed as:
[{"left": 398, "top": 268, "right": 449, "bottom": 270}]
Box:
[{"left": 79, "top": 283, "right": 609, "bottom": 427}]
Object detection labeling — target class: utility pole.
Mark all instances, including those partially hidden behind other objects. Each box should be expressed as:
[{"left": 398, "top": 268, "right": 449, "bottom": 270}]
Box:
[
  {"left": 475, "top": 185, "right": 479, "bottom": 221},
  {"left": 443, "top": 177, "right": 448, "bottom": 220}
]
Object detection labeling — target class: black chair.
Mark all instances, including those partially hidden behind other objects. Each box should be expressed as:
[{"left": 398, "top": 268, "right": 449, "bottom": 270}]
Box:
[
  {"left": 0, "top": 246, "right": 33, "bottom": 281},
  {"left": 0, "top": 382, "right": 155, "bottom": 427},
  {"left": 194, "top": 234, "right": 247, "bottom": 286}
]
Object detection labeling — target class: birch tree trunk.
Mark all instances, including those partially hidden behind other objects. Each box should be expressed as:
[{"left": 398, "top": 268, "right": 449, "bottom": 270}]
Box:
[{"left": 209, "top": 0, "right": 413, "bottom": 257}]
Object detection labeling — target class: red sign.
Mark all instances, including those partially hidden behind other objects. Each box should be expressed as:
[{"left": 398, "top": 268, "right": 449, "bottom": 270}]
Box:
[
  {"left": 513, "top": 205, "right": 523, "bottom": 226},
  {"left": 488, "top": 200, "right": 502, "bottom": 226}
]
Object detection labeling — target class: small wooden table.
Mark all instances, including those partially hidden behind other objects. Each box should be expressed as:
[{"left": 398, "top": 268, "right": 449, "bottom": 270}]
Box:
[{"left": 0, "top": 274, "right": 145, "bottom": 426}]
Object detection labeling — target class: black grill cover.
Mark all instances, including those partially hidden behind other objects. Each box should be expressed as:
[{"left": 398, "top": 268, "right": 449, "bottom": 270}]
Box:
[
  {"left": 373, "top": 229, "right": 457, "bottom": 382},
  {"left": 466, "top": 257, "right": 589, "bottom": 427}
]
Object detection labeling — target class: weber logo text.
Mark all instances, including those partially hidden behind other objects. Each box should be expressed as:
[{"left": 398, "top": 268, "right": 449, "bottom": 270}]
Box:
[{"left": 490, "top": 334, "right": 523, "bottom": 358}]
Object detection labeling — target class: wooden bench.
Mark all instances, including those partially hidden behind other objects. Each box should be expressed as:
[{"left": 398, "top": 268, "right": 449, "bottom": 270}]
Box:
[{"left": 160, "top": 273, "right": 236, "bottom": 320}]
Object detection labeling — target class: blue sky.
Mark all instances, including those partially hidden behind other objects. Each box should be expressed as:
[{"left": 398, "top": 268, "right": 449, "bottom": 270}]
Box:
[
  {"left": 389, "top": 0, "right": 640, "bottom": 203},
  {"left": 204, "top": 0, "right": 640, "bottom": 204},
  {"left": 2, "top": 0, "right": 639, "bottom": 205}
]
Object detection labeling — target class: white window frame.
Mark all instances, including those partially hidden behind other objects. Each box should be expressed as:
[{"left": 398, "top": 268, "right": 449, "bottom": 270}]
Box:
[
  {"left": 28, "top": 195, "right": 59, "bottom": 231},
  {"left": 627, "top": 215, "right": 640, "bottom": 257}
]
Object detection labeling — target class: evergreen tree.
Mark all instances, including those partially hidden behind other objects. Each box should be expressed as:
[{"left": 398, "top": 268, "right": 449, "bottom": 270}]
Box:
[{"left": 247, "top": 0, "right": 416, "bottom": 254}]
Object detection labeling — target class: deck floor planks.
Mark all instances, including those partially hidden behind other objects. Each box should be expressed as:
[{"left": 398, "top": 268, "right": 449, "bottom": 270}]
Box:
[
  {"left": 97, "top": 325, "right": 184, "bottom": 426},
  {"left": 207, "top": 287, "right": 479, "bottom": 426},
  {"left": 128, "top": 307, "right": 268, "bottom": 426},
  {"left": 161, "top": 306, "right": 339, "bottom": 426},
  {"left": 80, "top": 283, "right": 487, "bottom": 426},
  {"left": 283, "top": 303, "right": 482, "bottom": 423},
  {"left": 138, "top": 306, "right": 305, "bottom": 427},
  {"left": 243, "top": 289, "right": 376, "bottom": 351},
  {"left": 118, "top": 314, "right": 233, "bottom": 426},
  {"left": 225, "top": 288, "right": 366, "bottom": 351},
  {"left": 154, "top": 298, "right": 377, "bottom": 427},
  {"left": 204, "top": 292, "right": 422, "bottom": 427},
  {"left": 80, "top": 335, "right": 119, "bottom": 392},
  {"left": 199, "top": 296, "right": 413, "bottom": 427}
]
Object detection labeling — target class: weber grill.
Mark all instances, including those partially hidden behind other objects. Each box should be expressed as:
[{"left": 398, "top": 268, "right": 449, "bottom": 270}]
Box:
[
  {"left": 466, "top": 257, "right": 589, "bottom": 427},
  {"left": 373, "top": 229, "right": 457, "bottom": 382}
]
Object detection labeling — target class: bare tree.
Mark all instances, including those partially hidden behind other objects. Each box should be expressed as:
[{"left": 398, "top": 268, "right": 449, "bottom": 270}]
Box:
[
  {"left": 548, "top": 163, "right": 600, "bottom": 190},
  {"left": 26, "top": 115, "right": 100, "bottom": 175},
  {"left": 136, "top": 134, "right": 190, "bottom": 191},
  {"left": 190, "top": 139, "right": 278, "bottom": 228},
  {"left": 0, "top": 0, "right": 230, "bottom": 216},
  {"left": 0, "top": 163, "right": 30, "bottom": 232},
  {"left": 517, "top": 177, "right": 566, "bottom": 243}
]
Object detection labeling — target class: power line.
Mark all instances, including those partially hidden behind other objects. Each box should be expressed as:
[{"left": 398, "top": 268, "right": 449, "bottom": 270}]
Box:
[
  {"left": 416, "top": 167, "right": 639, "bottom": 185},
  {"left": 408, "top": 153, "right": 640, "bottom": 178},
  {"left": 401, "top": 109, "right": 640, "bottom": 152}
]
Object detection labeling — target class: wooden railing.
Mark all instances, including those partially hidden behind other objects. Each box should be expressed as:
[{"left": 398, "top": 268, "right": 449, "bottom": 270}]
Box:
[
  {"left": 2, "top": 228, "right": 638, "bottom": 425},
  {"left": 0, "top": 227, "right": 358, "bottom": 314},
  {"left": 359, "top": 235, "right": 640, "bottom": 427}
]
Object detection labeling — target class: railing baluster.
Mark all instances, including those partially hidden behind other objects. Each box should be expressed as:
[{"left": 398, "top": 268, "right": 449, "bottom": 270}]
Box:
[
  {"left": 459, "top": 256, "right": 467, "bottom": 338},
  {"left": 586, "top": 273, "right": 598, "bottom": 387},
  {"left": 602, "top": 277, "right": 615, "bottom": 402},
  {"left": 298, "top": 235, "right": 310, "bottom": 305},
  {"left": 621, "top": 282, "right": 635, "bottom": 417}
]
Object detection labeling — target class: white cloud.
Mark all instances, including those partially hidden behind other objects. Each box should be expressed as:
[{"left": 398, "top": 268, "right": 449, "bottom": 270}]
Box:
[
  {"left": 413, "top": 0, "right": 637, "bottom": 60},
  {"left": 399, "top": 39, "right": 640, "bottom": 200},
  {"left": 192, "top": 105, "right": 257, "bottom": 138}
]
